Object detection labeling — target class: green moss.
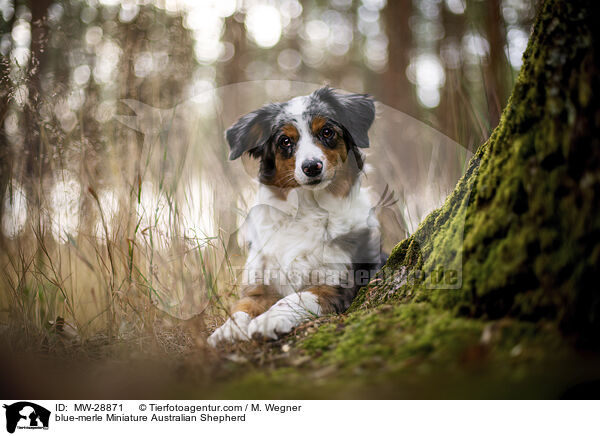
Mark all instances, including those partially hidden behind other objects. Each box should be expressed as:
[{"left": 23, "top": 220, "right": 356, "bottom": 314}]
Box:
[{"left": 302, "top": 304, "right": 483, "bottom": 367}]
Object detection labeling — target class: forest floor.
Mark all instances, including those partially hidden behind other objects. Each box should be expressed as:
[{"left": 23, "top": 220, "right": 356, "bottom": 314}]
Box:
[{"left": 3, "top": 300, "right": 600, "bottom": 399}]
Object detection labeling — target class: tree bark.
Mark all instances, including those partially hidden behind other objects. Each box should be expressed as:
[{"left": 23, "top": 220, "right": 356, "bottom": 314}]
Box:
[
  {"left": 0, "top": 10, "right": 16, "bottom": 219},
  {"left": 378, "top": 0, "right": 417, "bottom": 117},
  {"left": 23, "top": 0, "right": 51, "bottom": 198},
  {"left": 483, "top": 0, "right": 511, "bottom": 130}
]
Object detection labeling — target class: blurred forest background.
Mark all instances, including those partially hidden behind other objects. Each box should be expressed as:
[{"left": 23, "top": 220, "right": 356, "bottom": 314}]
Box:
[{"left": 0, "top": 0, "right": 537, "bottom": 342}]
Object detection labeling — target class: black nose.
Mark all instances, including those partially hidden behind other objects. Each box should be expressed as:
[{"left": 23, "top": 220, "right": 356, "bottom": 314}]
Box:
[{"left": 301, "top": 159, "right": 323, "bottom": 177}]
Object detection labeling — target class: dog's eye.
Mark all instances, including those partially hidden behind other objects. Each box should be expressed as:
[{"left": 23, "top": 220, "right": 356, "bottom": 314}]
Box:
[
  {"left": 278, "top": 136, "right": 292, "bottom": 148},
  {"left": 321, "top": 127, "right": 334, "bottom": 139}
]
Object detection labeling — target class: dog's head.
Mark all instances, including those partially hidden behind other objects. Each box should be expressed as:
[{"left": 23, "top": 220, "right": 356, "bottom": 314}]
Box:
[{"left": 226, "top": 87, "right": 375, "bottom": 195}]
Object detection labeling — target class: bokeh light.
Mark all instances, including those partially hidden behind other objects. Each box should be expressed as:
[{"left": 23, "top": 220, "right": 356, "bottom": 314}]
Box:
[
  {"left": 245, "top": 4, "right": 282, "bottom": 48},
  {"left": 506, "top": 27, "right": 529, "bottom": 68},
  {"left": 50, "top": 174, "right": 81, "bottom": 243},
  {"left": 1, "top": 181, "right": 27, "bottom": 239},
  {"left": 407, "top": 54, "right": 446, "bottom": 108}
]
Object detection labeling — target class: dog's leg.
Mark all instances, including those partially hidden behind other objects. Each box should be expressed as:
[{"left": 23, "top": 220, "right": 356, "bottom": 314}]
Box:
[
  {"left": 248, "top": 285, "right": 353, "bottom": 340},
  {"left": 208, "top": 284, "right": 280, "bottom": 347}
]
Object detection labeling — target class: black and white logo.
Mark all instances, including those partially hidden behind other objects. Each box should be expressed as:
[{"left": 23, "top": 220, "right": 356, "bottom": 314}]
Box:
[{"left": 3, "top": 402, "right": 50, "bottom": 434}]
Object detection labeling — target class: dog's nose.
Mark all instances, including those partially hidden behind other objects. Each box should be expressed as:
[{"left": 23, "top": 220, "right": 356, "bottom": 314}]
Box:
[{"left": 301, "top": 159, "right": 323, "bottom": 177}]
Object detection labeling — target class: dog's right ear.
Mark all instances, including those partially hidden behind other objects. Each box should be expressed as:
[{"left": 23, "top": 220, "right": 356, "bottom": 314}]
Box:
[{"left": 226, "top": 103, "right": 280, "bottom": 160}]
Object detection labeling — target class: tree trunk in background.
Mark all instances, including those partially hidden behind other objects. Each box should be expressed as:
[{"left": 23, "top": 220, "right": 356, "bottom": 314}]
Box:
[
  {"left": 379, "top": 0, "right": 417, "bottom": 117},
  {"left": 221, "top": 15, "right": 247, "bottom": 88},
  {"left": 219, "top": 15, "right": 248, "bottom": 146},
  {"left": 23, "top": 0, "right": 51, "bottom": 198},
  {"left": 0, "top": 11, "right": 16, "bottom": 219},
  {"left": 0, "top": 11, "right": 15, "bottom": 121},
  {"left": 483, "top": 0, "right": 511, "bottom": 130},
  {"left": 437, "top": 5, "right": 472, "bottom": 148},
  {"left": 353, "top": 0, "right": 600, "bottom": 344}
]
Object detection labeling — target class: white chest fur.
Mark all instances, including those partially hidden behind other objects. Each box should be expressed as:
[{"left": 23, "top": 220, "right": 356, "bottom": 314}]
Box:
[{"left": 241, "top": 181, "right": 378, "bottom": 296}]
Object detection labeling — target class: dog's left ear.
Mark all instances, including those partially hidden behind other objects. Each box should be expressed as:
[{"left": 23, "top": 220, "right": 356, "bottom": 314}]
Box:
[
  {"left": 226, "top": 103, "right": 280, "bottom": 160},
  {"left": 313, "top": 87, "right": 375, "bottom": 148}
]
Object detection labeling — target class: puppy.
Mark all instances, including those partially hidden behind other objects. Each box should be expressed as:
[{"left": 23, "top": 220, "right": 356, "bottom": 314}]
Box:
[{"left": 208, "top": 87, "right": 383, "bottom": 346}]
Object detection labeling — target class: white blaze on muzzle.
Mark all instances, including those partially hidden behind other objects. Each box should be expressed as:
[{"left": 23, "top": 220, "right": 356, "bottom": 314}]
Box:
[
  {"left": 294, "top": 135, "right": 326, "bottom": 183},
  {"left": 284, "top": 96, "right": 329, "bottom": 186}
]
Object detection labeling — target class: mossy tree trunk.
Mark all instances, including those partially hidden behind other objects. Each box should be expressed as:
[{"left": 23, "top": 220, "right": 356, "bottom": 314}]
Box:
[{"left": 353, "top": 0, "right": 600, "bottom": 344}]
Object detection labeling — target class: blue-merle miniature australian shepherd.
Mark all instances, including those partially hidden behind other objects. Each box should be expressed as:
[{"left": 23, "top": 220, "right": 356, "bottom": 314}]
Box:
[{"left": 208, "top": 87, "right": 384, "bottom": 346}]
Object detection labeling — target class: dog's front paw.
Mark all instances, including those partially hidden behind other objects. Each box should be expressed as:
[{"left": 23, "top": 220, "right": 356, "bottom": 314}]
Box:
[
  {"left": 248, "top": 309, "right": 297, "bottom": 340},
  {"left": 248, "top": 293, "right": 322, "bottom": 340},
  {"left": 207, "top": 312, "right": 251, "bottom": 347}
]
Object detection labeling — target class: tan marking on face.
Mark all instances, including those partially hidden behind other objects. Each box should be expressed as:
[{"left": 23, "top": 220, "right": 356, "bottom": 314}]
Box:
[
  {"left": 272, "top": 124, "right": 300, "bottom": 191},
  {"left": 321, "top": 136, "right": 348, "bottom": 166},
  {"left": 264, "top": 124, "right": 300, "bottom": 195},
  {"left": 272, "top": 153, "right": 299, "bottom": 189},
  {"left": 313, "top": 121, "right": 348, "bottom": 168},
  {"left": 311, "top": 116, "right": 328, "bottom": 134},
  {"left": 310, "top": 120, "right": 359, "bottom": 198},
  {"left": 232, "top": 284, "right": 281, "bottom": 317},
  {"left": 325, "top": 148, "right": 362, "bottom": 197},
  {"left": 281, "top": 124, "right": 299, "bottom": 142}
]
